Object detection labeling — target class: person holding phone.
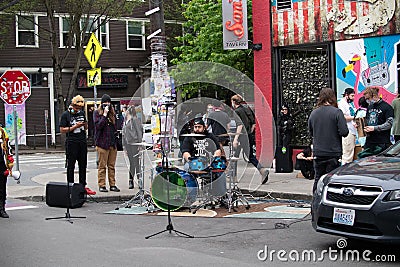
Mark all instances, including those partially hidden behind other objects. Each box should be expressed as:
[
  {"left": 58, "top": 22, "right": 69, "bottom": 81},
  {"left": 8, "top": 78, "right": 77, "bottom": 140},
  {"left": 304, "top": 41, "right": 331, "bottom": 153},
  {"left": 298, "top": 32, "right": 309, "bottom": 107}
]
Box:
[
  {"left": 94, "top": 94, "right": 120, "bottom": 192},
  {"left": 60, "top": 95, "right": 96, "bottom": 195}
]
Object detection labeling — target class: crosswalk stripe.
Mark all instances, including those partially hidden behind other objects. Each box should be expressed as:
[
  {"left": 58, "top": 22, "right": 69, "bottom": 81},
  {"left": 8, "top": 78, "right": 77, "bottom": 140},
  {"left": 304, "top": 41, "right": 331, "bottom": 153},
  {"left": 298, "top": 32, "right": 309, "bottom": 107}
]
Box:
[{"left": 6, "top": 205, "right": 38, "bottom": 211}]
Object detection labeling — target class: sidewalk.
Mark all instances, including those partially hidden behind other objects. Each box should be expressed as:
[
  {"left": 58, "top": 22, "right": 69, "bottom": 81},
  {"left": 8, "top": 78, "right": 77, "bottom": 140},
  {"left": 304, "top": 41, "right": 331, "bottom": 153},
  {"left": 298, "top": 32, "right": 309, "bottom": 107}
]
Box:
[{"left": 8, "top": 147, "right": 314, "bottom": 202}]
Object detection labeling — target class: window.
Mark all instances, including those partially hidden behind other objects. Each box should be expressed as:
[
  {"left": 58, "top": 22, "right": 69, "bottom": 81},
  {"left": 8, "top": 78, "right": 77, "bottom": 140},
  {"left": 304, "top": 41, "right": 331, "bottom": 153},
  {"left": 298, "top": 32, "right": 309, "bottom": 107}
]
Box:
[
  {"left": 60, "top": 17, "right": 76, "bottom": 47},
  {"left": 16, "top": 15, "right": 38, "bottom": 47},
  {"left": 81, "top": 17, "right": 109, "bottom": 49},
  {"left": 127, "top": 21, "right": 145, "bottom": 50},
  {"left": 277, "top": 0, "right": 292, "bottom": 10},
  {"left": 59, "top": 16, "right": 109, "bottom": 48}
]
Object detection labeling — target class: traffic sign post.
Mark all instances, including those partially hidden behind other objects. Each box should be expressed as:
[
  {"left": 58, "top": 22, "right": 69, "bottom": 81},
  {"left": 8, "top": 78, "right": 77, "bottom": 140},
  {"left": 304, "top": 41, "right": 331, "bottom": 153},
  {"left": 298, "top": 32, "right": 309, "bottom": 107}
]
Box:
[
  {"left": 87, "top": 68, "right": 101, "bottom": 87},
  {"left": 0, "top": 69, "right": 31, "bottom": 173},
  {"left": 0, "top": 70, "right": 31, "bottom": 105},
  {"left": 84, "top": 33, "right": 103, "bottom": 69},
  {"left": 85, "top": 33, "right": 103, "bottom": 166}
]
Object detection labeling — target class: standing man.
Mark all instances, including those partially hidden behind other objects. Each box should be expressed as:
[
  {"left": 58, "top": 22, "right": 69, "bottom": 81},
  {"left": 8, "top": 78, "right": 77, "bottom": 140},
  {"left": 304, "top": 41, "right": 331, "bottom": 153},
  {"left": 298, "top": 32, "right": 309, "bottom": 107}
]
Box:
[
  {"left": 94, "top": 94, "right": 120, "bottom": 193},
  {"left": 59, "top": 95, "right": 96, "bottom": 195},
  {"left": 362, "top": 86, "right": 394, "bottom": 155},
  {"left": 231, "top": 94, "right": 269, "bottom": 184},
  {"left": 308, "top": 88, "right": 348, "bottom": 193},
  {"left": 392, "top": 93, "right": 400, "bottom": 143},
  {"left": 338, "top": 88, "right": 357, "bottom": 164}
]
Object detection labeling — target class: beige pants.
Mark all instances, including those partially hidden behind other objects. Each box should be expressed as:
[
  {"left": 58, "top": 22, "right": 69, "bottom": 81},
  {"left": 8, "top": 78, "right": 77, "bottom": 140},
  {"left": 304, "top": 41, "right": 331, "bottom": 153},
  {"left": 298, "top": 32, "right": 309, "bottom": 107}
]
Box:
[
  {"left": 97, "top": 146, "right": 117, "bottom": 188},
  {"left": 342, "top": 134, "right": 356, "bottom": 164}
]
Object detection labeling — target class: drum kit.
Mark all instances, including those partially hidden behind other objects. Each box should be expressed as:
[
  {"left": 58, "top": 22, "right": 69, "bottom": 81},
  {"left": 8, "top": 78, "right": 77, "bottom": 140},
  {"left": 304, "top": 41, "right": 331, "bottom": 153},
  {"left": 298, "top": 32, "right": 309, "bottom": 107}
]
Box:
[{"left": 119, "top": 132, "right": 252, "bottom": 214}]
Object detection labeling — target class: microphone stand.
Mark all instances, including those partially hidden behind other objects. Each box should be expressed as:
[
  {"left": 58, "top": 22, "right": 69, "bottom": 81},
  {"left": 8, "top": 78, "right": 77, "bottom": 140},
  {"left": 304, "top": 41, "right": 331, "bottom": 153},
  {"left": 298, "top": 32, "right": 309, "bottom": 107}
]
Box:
[
  {"left": 46, "top": 107, "right": 86, "bottom": 223},
  {"left": 145, "top": 102, "right": 193, "bottom": 239}
]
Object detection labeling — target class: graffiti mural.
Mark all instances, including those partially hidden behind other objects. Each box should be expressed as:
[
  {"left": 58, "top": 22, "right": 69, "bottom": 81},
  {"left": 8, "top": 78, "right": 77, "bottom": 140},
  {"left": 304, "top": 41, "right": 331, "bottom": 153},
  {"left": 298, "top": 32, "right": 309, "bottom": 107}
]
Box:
[
  {"left": 335, "top": 34, "right": 399, "bottom": 106},
  {"left": 272, "top": 0, "right": 400, "bottom": 46}
]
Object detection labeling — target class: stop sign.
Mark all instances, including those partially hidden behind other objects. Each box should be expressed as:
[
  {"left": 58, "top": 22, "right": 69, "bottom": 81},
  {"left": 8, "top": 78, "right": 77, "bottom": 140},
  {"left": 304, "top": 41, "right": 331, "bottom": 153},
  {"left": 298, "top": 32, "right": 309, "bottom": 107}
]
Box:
[{"left": 0, "top": 70, "right": 31, "bottom": 105}]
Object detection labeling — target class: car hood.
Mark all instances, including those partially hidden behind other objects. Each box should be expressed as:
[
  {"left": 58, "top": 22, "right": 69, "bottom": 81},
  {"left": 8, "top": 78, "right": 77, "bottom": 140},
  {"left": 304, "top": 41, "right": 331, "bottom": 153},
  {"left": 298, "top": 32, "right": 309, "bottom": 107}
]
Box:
[{"left": 328, "top": 156, "right": 400, "bottom": 190}]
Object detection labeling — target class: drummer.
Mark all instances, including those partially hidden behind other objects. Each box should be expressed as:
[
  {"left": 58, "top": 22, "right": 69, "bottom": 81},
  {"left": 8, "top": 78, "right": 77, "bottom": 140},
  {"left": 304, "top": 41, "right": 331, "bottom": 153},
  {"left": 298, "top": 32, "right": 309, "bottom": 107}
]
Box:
[{"left": 180, "top": 117, "right": 222, "bottom": 167}]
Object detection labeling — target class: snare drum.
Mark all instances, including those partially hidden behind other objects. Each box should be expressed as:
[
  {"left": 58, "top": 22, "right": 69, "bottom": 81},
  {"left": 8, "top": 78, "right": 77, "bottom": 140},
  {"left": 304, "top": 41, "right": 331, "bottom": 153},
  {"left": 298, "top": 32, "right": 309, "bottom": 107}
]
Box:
[
  {"left": 188, "top": 156, "right": 209, "bottom": 171},
  {"left": 151, "top": 169, "right": 199, "bottom": 211},
  {"left": 210, "top": 156, "right": 227, "bottom": 171}
]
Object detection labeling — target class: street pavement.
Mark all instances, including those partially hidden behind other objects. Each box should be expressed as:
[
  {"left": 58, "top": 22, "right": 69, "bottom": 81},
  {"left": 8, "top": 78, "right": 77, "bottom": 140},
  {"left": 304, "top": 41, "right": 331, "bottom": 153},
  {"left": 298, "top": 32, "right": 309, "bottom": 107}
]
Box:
[{"left": 6, "top": 147, "right": 314, "bottom": 203}]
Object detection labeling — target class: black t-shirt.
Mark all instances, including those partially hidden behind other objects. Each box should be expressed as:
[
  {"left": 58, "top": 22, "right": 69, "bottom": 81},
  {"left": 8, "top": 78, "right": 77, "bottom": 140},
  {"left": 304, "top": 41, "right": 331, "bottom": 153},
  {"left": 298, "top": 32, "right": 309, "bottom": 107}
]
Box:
[
  {"left": 180, "top": 132, "right": 220, "bottom": 159},
  {"left": 234, "top": 105, "right": 251, "bottom": 133},
  {"left": 60, "top": 110, "right": 87, "bottom": 143},
  {"left": 365, "top": 99, "right": 394, "bottom": 145}
]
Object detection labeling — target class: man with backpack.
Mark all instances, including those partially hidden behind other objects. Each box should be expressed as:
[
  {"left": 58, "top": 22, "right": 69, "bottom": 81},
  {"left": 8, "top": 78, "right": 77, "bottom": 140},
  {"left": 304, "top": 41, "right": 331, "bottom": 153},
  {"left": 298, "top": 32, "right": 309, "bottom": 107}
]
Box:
[{"left": 231, "top": 94, "right": 269, "bottom": 184}]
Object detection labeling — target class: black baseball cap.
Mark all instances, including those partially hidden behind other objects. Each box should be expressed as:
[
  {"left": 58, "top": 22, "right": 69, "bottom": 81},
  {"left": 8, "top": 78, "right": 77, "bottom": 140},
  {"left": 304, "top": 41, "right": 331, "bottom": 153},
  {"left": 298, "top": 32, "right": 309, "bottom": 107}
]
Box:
[
  {"left": 343, "top": 88, "right": 355, "bottom": 96},
  {"left": 193, "top": 118, "right": 205, "bottom": 126}
]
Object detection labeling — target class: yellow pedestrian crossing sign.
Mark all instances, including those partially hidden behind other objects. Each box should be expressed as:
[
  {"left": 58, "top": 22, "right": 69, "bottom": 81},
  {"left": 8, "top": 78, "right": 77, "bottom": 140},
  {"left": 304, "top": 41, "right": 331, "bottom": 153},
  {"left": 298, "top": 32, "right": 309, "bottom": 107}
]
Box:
[
  {"left": 84, "top": 33, "right": 102, "bottom": 69},
  {"left": 87, "top": 68, "right": 101, "bottom": 87}
]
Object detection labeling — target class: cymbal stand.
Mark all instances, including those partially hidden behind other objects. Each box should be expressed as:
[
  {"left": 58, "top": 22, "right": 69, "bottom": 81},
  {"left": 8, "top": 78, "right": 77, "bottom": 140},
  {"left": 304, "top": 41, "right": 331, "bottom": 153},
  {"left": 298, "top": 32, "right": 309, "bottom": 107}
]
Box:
[
  {"left": 117, "top": 147, "right": 156, "bottom": 212},
  {"left": 224, "top": 134, "right": 250, "bottom": 212}
]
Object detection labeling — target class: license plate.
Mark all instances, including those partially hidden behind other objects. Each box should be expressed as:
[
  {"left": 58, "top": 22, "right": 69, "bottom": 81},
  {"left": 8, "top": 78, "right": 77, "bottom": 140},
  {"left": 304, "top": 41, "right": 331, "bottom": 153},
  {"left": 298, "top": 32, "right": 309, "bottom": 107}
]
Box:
[{"left": 333, "top": 208, "right": 355, "bottom": 226}]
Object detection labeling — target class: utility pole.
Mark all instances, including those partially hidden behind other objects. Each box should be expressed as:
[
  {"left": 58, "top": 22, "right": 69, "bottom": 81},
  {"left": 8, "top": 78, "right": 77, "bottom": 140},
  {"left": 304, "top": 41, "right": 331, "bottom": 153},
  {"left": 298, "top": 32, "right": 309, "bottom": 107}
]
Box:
[{"left": 148, "top": 0, "right": 165, "bottom": 37}]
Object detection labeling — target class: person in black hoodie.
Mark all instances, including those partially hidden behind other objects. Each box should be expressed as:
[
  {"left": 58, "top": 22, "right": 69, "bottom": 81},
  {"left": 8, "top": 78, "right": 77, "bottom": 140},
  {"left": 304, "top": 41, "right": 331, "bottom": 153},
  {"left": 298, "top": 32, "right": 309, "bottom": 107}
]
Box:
[{"left": 277, "top": 104, "right": 294, "bottom": 149}]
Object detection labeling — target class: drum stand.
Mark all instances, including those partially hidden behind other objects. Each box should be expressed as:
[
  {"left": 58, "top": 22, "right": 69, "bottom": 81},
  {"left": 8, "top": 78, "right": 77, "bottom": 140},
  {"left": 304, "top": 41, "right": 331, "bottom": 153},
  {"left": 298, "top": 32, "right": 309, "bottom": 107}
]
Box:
[
  {"left": 190, "top": 171, "right": 221, "bottom": 214},
  {"left": 223, "top": 133, "right": 251, "bottom": 212},
  {"left": 117, "top": 147, "right": 156, "bottom": 212}
]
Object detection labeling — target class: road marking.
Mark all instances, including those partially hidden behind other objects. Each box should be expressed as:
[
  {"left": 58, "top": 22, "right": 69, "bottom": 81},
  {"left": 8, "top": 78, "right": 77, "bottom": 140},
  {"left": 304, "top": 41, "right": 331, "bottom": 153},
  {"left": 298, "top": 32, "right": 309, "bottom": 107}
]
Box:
[{"left": 6, "top": 205, "right": 38, "bottom": 211}]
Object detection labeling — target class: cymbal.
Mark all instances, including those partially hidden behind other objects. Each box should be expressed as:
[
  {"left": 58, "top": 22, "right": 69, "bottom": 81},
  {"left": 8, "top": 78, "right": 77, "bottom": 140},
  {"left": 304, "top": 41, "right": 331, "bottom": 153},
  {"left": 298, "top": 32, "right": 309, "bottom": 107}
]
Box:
[
  {"left": 131, "top": 142, "right": 153, "bottom": 147},
  {"left": 181, "top": 133, "right": 206, "bottom": 137},
  {"left": 189, "top": 170, "right": 208, "bottom": 174},
  {"left": 152, "top": 157, "right": 182, "bottom": 163},
  {"left": 217, "top": 132, "right": 242, "bottom": 136}
]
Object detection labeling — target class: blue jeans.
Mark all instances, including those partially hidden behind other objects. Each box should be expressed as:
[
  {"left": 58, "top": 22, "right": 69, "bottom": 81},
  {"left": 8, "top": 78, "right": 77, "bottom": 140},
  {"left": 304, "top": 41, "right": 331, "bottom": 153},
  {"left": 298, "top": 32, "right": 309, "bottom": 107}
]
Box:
[{"left": 234, "top": 133, "right": 263, "bottom": 170}]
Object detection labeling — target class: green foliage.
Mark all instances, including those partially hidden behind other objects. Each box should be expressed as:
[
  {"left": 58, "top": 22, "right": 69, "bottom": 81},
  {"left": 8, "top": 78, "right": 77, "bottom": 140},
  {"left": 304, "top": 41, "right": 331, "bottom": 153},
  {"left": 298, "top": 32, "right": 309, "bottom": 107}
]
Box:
[{"left": 171, "top": 0, "right": 254, "bottom": 98}]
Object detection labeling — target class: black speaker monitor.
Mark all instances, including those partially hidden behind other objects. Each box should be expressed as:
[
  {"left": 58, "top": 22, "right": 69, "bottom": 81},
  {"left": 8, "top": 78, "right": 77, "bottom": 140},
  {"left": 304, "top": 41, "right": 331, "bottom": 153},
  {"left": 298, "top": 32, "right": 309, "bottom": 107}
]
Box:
[
  {"left": 275, "top": 146, "right": 293, "bottom": 173},
  {"left": 46, "top": 182, "right": 86, "bottom": 209}
]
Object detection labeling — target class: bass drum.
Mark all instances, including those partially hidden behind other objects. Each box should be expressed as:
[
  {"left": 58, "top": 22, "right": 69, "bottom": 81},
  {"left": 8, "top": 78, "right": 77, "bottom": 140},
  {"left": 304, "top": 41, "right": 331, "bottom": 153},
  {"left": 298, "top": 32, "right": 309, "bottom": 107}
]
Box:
[
  {"left": 151, "top": 171, "right": 198, "bottom": 211},
  {"left": 175, "top": 170, "right": 198, "bottom": 207}
]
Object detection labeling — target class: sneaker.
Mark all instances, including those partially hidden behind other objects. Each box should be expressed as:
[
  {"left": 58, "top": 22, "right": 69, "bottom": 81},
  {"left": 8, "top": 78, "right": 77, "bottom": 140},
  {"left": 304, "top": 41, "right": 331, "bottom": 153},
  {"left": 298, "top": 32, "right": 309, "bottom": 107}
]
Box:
[
  {"left": 110, "top": 186, "right": 120, "bottom": 192},
  {"left": 0, "top": 208, "right": 9, "bottom": 218},
  {"left": 85, "top": 187, "right": 96, "bottom": 195},
  {"left": 99, "top": 187, "right": 108, "bottom": 192},
  {"left": 260, "top": 168, "right": 269, "bottom": 184}
]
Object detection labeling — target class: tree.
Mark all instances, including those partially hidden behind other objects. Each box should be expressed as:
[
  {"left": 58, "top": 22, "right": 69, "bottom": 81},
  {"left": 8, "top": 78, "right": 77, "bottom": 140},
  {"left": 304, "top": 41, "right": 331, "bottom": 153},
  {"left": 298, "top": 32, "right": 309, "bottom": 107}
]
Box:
[
  {"left": 171, "top": 0, "right": 254, "bottom": 98},
  {"left": 2, "top": 0, "right": 141, "bottom": 116}
]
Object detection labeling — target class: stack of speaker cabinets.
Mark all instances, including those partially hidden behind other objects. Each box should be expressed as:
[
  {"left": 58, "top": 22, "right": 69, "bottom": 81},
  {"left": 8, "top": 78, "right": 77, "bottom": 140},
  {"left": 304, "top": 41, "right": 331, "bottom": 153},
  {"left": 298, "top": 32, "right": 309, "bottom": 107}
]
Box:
[{"left": 275, "top": 146, "right": 293, "bottom": 173}]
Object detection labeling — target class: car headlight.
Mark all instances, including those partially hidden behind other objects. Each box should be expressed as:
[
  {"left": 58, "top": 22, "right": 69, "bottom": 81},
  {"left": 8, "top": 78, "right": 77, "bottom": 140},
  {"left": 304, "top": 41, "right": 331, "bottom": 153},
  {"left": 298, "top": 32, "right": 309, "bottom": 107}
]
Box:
[
  {"left": 316, "top": 174, "right": 327, "bottom": 196},
  {"left": 385, "top": 190, "right": 400, "bottom": 201}
]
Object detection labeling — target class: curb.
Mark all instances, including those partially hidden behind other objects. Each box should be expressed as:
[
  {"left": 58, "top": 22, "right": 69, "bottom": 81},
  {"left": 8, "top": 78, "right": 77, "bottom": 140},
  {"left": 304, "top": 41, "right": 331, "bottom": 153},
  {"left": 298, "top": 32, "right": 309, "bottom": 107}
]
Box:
[
  {"left": 15, "top": 194, "right": 141, "bottom": 203},
  {"left": 16, "top": 191, "right": 312, "bottom": 204}
]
